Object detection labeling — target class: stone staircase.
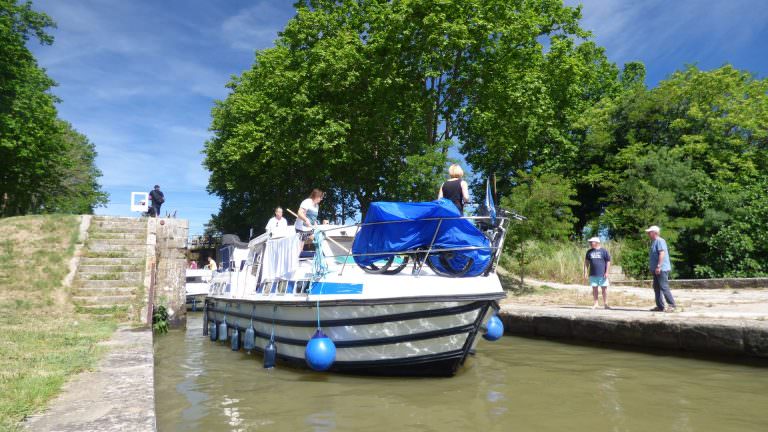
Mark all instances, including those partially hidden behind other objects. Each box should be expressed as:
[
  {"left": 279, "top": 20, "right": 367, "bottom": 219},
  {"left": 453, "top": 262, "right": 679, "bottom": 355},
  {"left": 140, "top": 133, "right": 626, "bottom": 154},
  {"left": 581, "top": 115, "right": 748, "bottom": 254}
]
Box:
[{"left": 72, "top": 216, "right": 148, "bottom": 321}]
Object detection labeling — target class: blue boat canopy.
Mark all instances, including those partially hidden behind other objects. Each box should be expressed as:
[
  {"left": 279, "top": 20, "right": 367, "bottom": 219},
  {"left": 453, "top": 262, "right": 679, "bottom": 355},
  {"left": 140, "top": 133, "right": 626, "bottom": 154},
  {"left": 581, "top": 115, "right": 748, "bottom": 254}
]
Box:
[{"left": 352, "top": 199, "right": 492, "bottom": 277}]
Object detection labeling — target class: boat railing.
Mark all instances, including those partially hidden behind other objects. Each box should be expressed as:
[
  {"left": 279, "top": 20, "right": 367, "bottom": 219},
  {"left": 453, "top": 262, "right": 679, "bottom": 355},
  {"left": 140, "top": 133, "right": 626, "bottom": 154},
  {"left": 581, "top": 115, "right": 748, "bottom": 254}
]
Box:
[{"left": 313, "top": 213, "right": 517, "bottom": 277}]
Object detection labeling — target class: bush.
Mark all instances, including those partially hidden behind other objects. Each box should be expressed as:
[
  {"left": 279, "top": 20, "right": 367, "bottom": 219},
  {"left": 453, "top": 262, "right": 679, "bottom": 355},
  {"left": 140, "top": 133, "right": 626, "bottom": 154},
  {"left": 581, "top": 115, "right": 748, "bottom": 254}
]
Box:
[{"left": 502, "top": 239, "right": 627, "bottom": 284}]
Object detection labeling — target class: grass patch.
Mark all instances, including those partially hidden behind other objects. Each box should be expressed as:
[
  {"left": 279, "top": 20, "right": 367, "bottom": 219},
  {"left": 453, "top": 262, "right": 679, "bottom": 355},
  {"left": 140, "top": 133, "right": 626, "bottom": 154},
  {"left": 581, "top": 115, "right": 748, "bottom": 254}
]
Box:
[
  {"left": 502, "top": 239, "right": 627, "bottom": 284},
  {"left": 0, "top": 215, "right": 118, "bottom": 431}
]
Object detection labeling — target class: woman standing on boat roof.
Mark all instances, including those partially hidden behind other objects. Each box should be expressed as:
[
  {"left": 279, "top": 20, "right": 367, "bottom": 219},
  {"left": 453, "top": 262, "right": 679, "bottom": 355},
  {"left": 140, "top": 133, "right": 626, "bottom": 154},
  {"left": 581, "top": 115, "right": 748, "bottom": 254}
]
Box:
[
  {"left": 295, "top": 188, "right": 324, "bottom": 240},
  {"left": 438, "top": 164, "right": 470, "bottom": 214}
]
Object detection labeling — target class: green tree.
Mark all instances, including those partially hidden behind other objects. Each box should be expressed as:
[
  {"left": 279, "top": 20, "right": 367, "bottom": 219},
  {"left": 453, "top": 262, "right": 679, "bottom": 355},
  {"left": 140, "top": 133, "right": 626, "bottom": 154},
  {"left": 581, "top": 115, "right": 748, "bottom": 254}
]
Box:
[
  {"left": 42, "top": 121, "right": 109, "bottom": 214},
  {"left": 205, "top": 0, "right": 617, "bottom": 236},
  {"left": 1, "top": 1, "right": 106, "bottom": 216},
  {"left": 500, "top": 169, "right": 576, "bottom": 285},
  {"left": 577, "top": 65, "right": 768, "bottom": 277},
  {"left": 502, "top": 169, "right": 577, "bottom": 242},
  {"left": 1, "top": 0, "right": 59, "bottom": 215}
]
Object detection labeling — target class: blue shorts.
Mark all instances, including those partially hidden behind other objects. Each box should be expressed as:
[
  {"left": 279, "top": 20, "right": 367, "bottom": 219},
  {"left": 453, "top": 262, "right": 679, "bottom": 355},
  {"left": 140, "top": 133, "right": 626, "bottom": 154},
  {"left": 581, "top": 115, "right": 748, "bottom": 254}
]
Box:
[{"left": 589, "top": 276, "right": 609, "bottom": 287}]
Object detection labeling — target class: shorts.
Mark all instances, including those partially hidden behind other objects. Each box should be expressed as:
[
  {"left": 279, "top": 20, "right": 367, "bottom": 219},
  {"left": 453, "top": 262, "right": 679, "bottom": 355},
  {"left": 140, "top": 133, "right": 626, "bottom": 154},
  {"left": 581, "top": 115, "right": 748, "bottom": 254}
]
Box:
[
  {"left": 296, "top": 229, "right": 313, "bottom": 241},
  {"left": 589, "top": 276, "right": 609, "bottom": 287}
]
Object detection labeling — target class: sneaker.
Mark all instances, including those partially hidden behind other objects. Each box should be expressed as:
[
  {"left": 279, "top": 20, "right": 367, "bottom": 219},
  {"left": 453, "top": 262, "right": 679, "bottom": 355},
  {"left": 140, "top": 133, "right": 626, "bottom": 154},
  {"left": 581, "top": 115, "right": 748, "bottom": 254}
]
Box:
[
  {"left": 592, "top": 304, "right": 598, "bottom": 310},
  {"left": 664, "top": 307, "right": 677, "bottom": 313},
  {"left": 604, "top": 305, "right": 611, "bottom": 310},
  {"left": 649, "top": 307, "right": 663, "bottom": 312}
]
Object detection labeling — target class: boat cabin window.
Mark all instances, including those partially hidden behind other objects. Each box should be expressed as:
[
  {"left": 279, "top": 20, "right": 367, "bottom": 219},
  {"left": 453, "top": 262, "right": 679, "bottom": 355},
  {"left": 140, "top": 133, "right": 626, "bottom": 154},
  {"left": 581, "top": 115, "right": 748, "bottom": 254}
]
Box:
[
  {"left": 294, "top": 280, "right": 311, "bottom": 294},
  {"left": 219, "top": 246, "right": 233, "bottom": 270},
  {"left": 250, "top": 243, "right": 265, "bottom": 280}
]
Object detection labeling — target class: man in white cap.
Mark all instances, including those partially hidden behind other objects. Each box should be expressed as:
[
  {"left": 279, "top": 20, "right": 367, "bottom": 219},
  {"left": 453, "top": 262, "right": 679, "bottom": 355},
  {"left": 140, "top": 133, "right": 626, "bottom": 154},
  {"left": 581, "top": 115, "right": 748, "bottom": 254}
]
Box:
[
  {"left": 584, "top": 237, "right": 611, "bottom": 309},
  {"left": 646, "top": 225, "right": 676, "bottom": 312}
]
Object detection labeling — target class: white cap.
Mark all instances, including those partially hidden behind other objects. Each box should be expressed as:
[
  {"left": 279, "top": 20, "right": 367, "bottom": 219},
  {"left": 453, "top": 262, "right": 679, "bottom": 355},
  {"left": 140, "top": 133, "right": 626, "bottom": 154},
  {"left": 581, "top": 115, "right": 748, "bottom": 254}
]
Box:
[
  {"left": 645, "top": 225, "right": 661, "bottom": 233},
  {"left": 587, "top": 237, "right": 601, "bottom": 243}
]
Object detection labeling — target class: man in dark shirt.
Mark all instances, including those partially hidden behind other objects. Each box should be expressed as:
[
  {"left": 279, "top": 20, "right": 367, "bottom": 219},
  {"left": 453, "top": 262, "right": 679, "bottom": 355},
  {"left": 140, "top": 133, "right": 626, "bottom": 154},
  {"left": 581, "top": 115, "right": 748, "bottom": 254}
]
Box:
[
  {"left": 583, "top": 237, "right": 611, "bottom": 309},
  {"left": 149, "top": 185, "right": 164, "bottom": 218}
]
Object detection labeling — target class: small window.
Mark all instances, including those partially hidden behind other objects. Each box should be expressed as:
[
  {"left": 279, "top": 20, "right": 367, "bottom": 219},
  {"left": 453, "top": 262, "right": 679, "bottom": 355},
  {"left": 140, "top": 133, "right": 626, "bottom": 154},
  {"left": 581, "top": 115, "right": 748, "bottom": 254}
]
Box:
[
  {"left": 277, "top": 280, "right": 288, "bottom": 295},
  {"left": 295, "top": 280, "right": 310, "bottom": 294}
]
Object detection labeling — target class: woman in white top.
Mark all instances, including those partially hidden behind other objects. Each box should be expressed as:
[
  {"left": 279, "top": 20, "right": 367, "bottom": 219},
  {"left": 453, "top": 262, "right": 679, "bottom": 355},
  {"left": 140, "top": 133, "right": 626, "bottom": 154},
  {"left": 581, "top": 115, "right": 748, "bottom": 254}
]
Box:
[
  {"left": 295, "top": 188, "right": 324, "bottom": 240},
  {"left": 265, "top": 206, "right": 288, "bottom": 233}
]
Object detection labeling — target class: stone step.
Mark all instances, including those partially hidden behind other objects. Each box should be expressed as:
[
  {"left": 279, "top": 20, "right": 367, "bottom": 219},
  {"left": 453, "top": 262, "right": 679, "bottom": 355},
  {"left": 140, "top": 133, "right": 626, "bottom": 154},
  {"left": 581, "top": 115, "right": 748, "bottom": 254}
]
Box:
[
  {"left": 84, "top": 250, "right": 145, "bottom": 259},
  {"left": 74, "top": 304, "right": 132, "bottom": 318},
  {"left": 87, "top": 243, "right": 145, "bottom": 252},
  {"left": 91, "top": 225, "right": 147, "bottom": 233},
  {"left": 88, "top": 232, "right": 147, "bottom": 240},
  {"left": 92, "top": 216, "right": 146, "bottom": 223},
  {"left": 93, "top": 216, "right": 144, "bottom": 221},
  {"left": 91, "top": 226, "right": 147, "bottom": 233},
  {"left": 72, "top": 287, "right": 137, "bottom": 296},
  {"left": 78, "top": 264, "right": 143, "bottom": 273},
  {"left": 75, "top": 279, "right": 142, "bottom": 289},
  {"left": 87, "top": 238, "right": 146, "bottom": 246},
  {"left": 91, "top": 226, "right": 146, "bottom": 234},
  {"left": 72, "top": 295, "right": 137, "bottom": 305},
  {"left": 78, "top": 271, "right": 143, "bottom": 282},
  {"left": 79, "top": 257, "right": 145, "bottom": 266},
  {"left": 91, "top": 226, "right": 148, "bottom": 233}
]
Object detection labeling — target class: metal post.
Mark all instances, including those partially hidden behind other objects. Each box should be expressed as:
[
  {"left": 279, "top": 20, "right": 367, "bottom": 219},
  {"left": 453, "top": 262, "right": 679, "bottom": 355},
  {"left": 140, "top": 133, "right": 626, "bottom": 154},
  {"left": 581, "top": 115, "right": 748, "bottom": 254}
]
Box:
[
  {"left": 416, "top": 219, "right": 443, "bottom": 276},
  {"left": 338, "top": 224, "right": 360, "bottom": 276}
]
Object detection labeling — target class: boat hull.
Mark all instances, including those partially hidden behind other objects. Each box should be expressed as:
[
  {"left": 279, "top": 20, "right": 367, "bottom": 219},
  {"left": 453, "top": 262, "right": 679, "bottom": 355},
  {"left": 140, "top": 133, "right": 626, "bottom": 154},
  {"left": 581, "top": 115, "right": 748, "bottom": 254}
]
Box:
[
  {"left": 204, "top": 296, "right": 500, "bottom": 377},
  {"left": 186, "top": 294, "right": 206, "bottom": 311}
]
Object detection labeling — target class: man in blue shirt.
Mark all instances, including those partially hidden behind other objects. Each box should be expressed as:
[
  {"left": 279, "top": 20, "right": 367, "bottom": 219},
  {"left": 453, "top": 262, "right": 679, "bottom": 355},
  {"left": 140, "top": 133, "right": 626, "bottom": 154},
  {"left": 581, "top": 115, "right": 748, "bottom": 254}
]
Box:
[
  {"left": 646, "top": 225, "right": 676, "bottom": 312},
  {"left": 584, "top": 237, "right": 611, "bottom": 309}
]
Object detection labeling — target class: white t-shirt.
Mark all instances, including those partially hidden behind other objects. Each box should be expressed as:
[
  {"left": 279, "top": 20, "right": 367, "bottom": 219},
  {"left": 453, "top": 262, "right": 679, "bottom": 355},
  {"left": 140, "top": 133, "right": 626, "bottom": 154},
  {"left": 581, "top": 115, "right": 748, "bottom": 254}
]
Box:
[
  {"left": 295, "top": 198, "right": 319, "bottom": 232},
  {"left": 265, "top": 216, "right": 288, "bottom": 232}
]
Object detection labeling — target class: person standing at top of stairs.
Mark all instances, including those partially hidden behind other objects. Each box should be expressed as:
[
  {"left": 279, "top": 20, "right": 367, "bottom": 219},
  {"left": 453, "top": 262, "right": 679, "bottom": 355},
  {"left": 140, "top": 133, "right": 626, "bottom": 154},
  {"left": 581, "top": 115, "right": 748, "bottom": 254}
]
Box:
[{"left": 149, "top": 185, "right": 165, "bottom": 217}]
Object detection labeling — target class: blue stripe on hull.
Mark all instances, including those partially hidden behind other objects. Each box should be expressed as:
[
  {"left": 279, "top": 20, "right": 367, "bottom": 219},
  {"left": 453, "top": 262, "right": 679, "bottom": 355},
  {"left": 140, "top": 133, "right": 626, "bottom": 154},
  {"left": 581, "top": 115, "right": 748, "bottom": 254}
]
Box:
[{"left": 309, "top": 281, "right": 363, "bottom": 295}]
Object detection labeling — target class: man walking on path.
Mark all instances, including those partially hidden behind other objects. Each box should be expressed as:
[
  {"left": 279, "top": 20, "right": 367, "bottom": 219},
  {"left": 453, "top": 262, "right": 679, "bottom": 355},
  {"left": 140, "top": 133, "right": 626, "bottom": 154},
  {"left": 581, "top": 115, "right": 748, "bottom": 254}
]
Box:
[
  {"left": 584, "top": 237, "right": 611, "bottom": 309},
  {"left": 149, "top": 185, "right": 164, "bottom": 218},
  {"left": 646, "top": 225, "right": 676, "bottom": 312}
]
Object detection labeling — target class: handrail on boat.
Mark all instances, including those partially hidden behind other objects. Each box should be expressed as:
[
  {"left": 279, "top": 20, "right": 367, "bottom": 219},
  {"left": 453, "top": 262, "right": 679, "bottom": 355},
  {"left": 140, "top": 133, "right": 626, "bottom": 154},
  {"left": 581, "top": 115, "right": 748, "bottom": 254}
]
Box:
[{"left": 315, "top": 213, "right": 515, "bottom": 277}]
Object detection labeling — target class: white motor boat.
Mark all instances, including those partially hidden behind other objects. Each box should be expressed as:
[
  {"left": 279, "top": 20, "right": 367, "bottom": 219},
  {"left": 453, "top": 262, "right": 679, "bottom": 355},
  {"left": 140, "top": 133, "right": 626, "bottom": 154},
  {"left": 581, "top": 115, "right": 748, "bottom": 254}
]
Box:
[
  {"left": 204, "top": 200, "right": 514, "bottom": 376},
  {"left": 185, "top": 268, "right": 211, "bottom": 311}
]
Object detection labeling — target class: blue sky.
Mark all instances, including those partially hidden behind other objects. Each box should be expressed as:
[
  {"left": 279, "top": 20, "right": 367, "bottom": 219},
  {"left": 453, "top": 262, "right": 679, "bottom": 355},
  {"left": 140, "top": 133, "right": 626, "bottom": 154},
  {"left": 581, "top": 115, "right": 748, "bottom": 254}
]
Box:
[{"left": 28, "top": 0, "right": 768, "bottom": 235}]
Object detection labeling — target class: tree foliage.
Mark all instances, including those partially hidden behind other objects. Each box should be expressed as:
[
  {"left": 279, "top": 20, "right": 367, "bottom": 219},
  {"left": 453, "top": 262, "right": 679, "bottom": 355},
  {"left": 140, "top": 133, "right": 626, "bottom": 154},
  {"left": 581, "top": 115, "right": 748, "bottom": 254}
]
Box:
[
  {"left": 575, "top": 65, "right": 768, "bottom": 277},
  {"left": 205, "top": 0, "right": 615, "bottom": 236},
  {"left": 205, "top": 1, "right": 768, "bottom": 279},
  {"left": 0, "top": 0, "right": 106, "bottom": 216}
]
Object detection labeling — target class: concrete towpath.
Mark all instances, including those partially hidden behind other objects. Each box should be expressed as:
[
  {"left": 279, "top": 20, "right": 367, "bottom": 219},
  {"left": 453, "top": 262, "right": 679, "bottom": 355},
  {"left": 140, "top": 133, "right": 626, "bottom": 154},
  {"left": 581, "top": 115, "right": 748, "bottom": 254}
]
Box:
[
  {"left": 24, "top": 327, "right": 155, "bottom": 432},
  {"left": 507, "top": 277, "right": 768, "bottom": 319},
  {"left": 499, "top": 277, "right": 768, "bottom": 358}
]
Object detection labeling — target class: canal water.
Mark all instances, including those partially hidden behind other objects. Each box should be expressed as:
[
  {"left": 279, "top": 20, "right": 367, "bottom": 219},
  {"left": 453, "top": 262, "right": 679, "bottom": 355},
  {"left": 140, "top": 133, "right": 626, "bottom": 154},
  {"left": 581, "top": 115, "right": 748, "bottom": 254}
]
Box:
[{"left": 155, "top": 314, "right": 768, "bottom": 431}]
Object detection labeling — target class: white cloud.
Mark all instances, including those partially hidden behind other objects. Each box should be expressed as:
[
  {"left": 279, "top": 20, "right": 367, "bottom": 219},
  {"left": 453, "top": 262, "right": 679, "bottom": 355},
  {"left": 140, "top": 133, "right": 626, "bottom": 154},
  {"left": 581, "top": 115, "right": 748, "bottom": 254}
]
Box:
[
  {"left": 571, "top": 0, "right": 768, "bottom": 65},
  {"left": 221, "top": 2, "right": 291, "bottom": 51}
]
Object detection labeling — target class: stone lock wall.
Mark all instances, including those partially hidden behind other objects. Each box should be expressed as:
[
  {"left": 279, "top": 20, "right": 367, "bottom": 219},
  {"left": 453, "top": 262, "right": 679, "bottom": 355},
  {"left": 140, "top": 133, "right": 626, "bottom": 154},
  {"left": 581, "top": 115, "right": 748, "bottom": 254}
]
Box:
[{"left": 146, "top": 218, "right": 188, "bottom": 327}]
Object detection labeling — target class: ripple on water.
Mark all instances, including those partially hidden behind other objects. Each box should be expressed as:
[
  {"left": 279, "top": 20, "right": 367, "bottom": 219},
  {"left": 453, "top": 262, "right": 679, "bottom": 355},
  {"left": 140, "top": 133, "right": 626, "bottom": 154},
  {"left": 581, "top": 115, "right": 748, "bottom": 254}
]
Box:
[{"left": 155, "top": 314, "right": 768, "bottom": 432}]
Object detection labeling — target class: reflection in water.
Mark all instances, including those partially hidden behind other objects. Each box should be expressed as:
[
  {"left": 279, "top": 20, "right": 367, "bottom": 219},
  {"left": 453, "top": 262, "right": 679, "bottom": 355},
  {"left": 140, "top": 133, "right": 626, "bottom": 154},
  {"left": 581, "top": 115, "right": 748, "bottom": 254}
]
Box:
[
  {"left": 156, "top": 315, "right": 768, "bottom": 432},
  {"left": 306, "top": 411, "right": 336, "bottom": 432}
]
